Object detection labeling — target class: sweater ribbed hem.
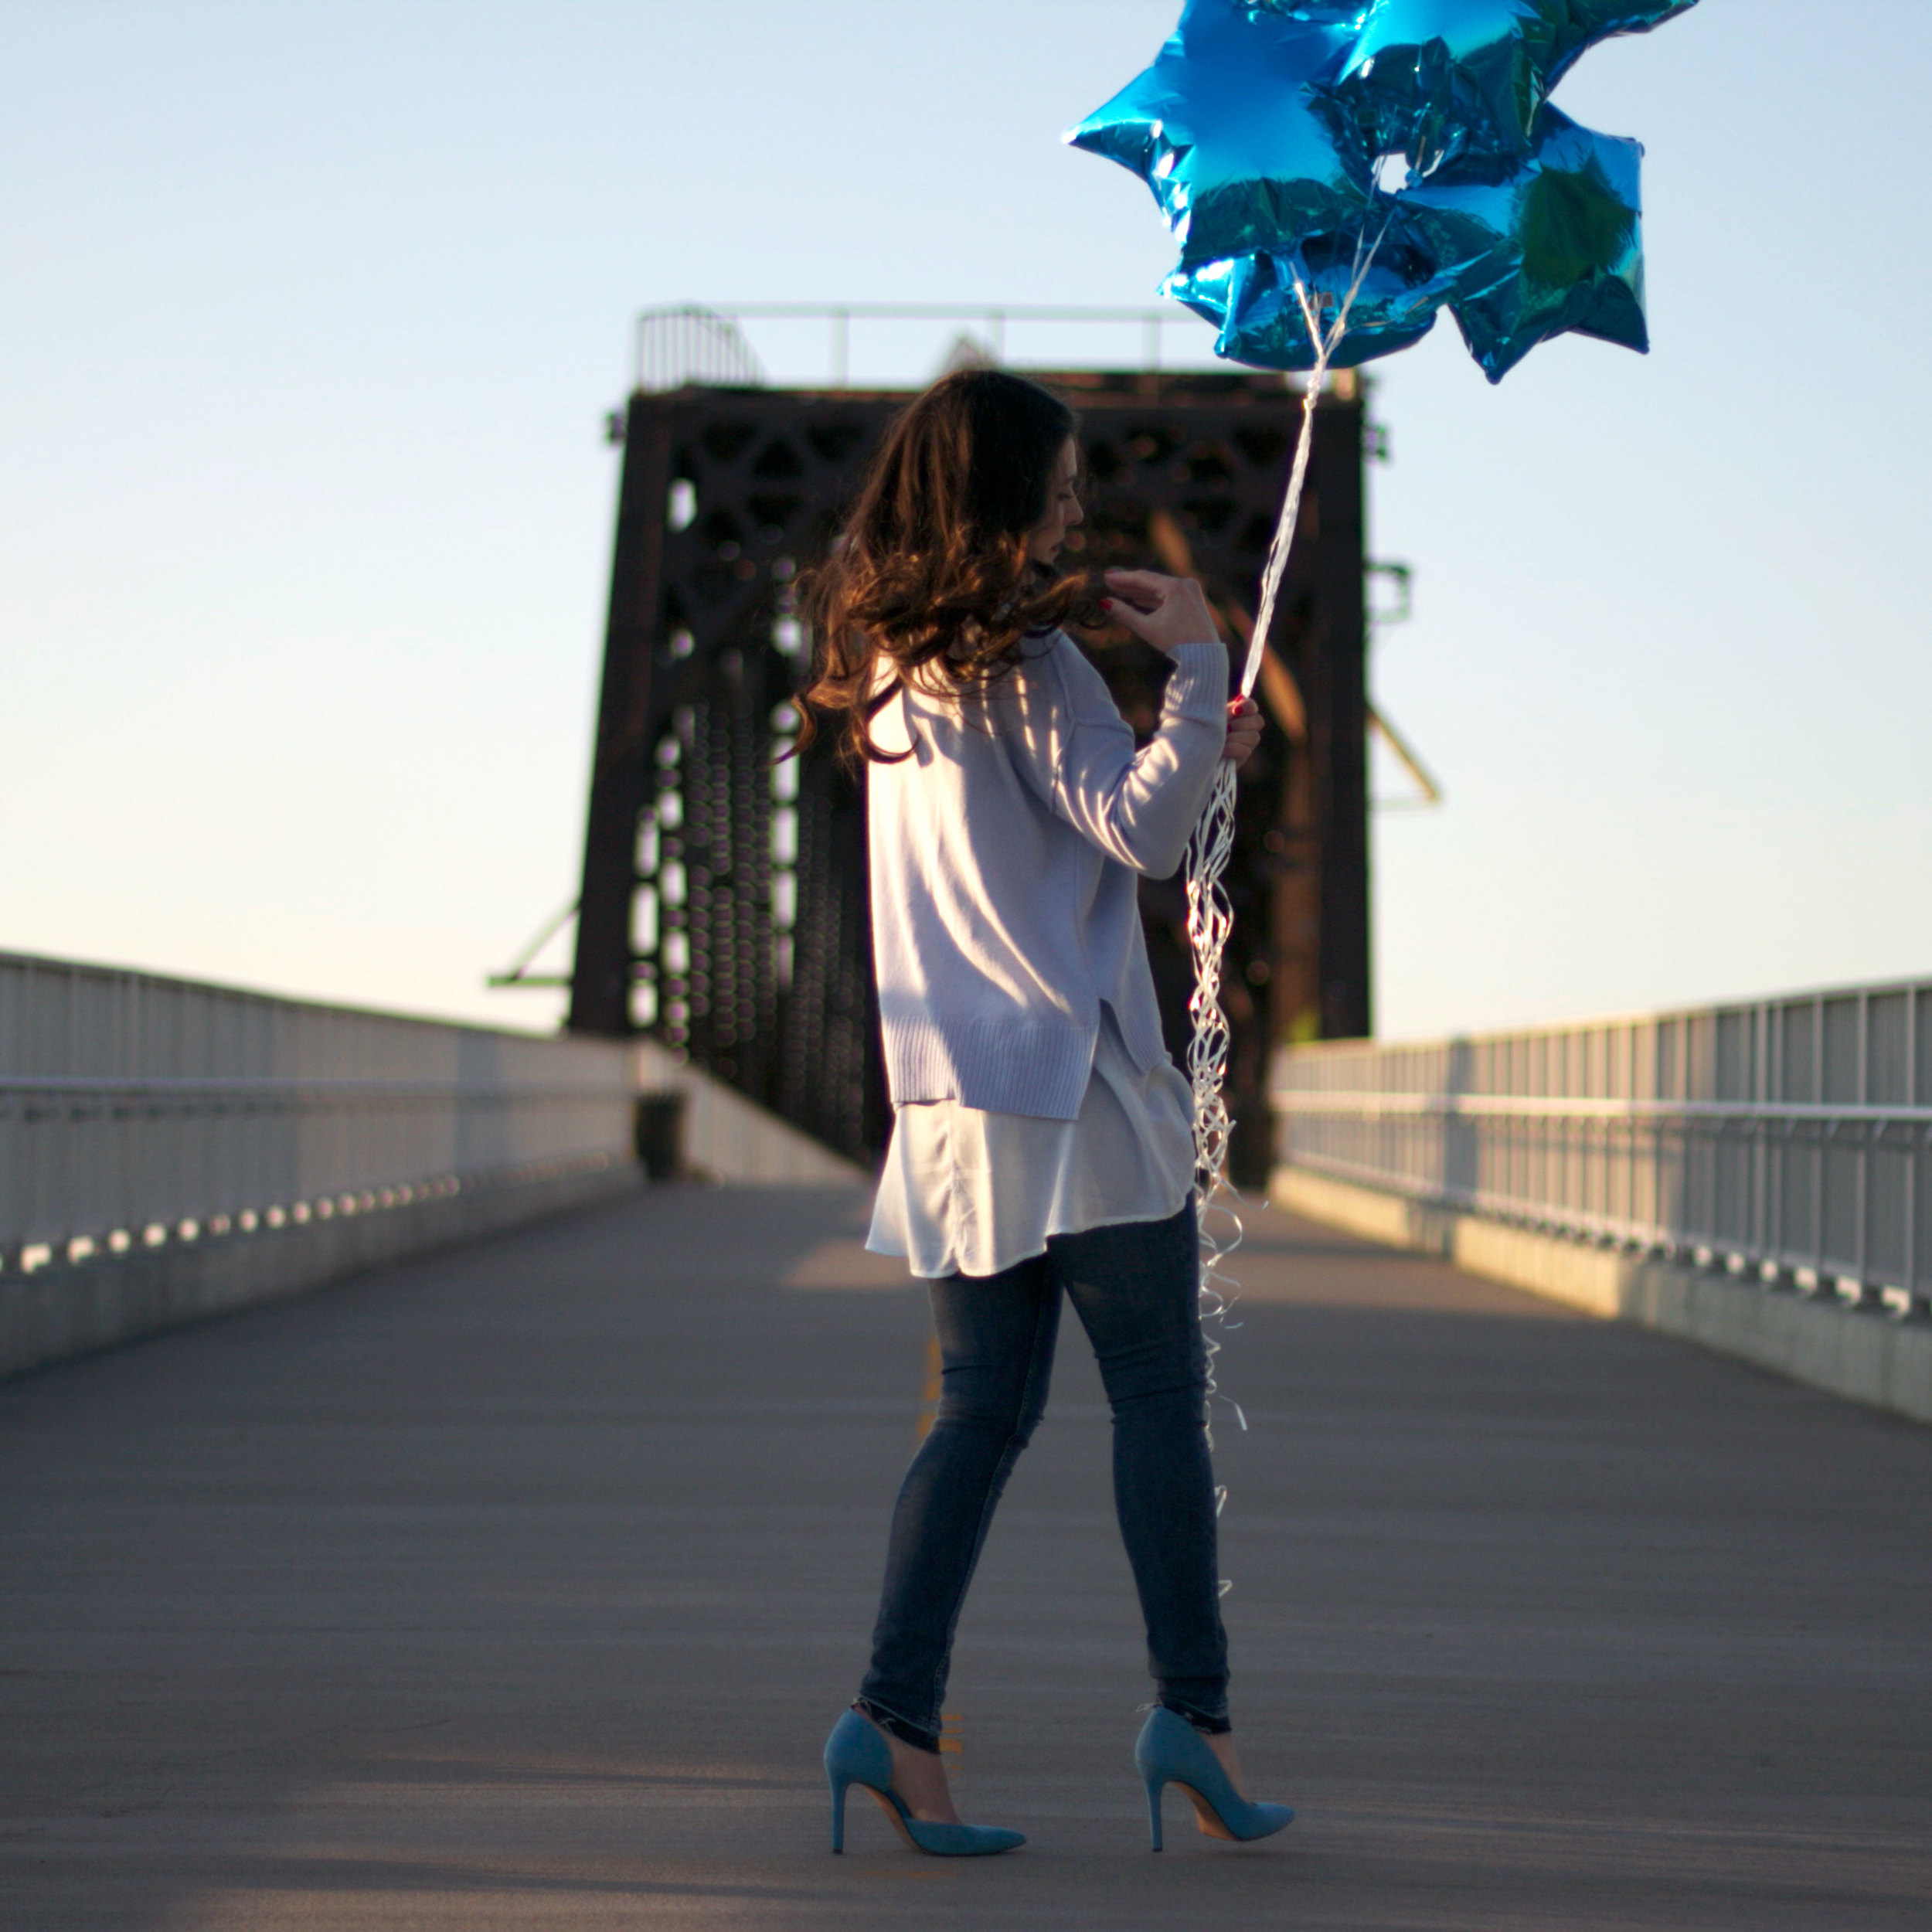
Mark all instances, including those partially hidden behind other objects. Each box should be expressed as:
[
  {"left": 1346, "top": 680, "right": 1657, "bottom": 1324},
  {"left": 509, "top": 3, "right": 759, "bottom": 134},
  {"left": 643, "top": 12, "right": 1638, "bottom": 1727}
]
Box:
[{"left": 881, "top": 1013, "right": 1095, "bottom": 1121}]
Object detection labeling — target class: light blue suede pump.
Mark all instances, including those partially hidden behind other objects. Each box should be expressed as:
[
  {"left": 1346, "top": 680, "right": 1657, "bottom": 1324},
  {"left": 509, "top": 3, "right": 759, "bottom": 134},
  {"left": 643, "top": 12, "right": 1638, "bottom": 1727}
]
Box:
[
  {"left": 824, "top": 1709, "right": 1026, "bottom": 1856},
  {"left": 1134, "top": 1707, "right": 1294, "bottom": 1852}
]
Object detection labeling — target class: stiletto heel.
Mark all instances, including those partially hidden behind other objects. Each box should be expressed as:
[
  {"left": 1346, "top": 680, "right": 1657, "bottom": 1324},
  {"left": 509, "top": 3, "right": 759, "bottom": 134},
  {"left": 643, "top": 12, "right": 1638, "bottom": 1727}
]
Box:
[
  {"left": 1133, "top": 1708, "right": 1293, "bottom": 1850},
  {"left": 822, "top": 1709, "right": 1025, "bottom": 1857},
  {"left": 828, "top": 1767, "right": 849, "bottom": 1852}
]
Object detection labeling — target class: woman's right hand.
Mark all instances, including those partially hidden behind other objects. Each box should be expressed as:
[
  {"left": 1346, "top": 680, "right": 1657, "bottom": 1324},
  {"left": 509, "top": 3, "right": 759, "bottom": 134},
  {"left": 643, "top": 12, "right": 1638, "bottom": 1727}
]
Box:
[{"left": 1100, "top": 569, "right": 1222, "bottom": 657}]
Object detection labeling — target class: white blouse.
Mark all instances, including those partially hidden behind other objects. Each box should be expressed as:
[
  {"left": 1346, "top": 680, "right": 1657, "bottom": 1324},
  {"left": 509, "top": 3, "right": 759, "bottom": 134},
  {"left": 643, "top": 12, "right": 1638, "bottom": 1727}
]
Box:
[{"left": 866, "top": 1005, "right": 1196, "bottom": 1280}]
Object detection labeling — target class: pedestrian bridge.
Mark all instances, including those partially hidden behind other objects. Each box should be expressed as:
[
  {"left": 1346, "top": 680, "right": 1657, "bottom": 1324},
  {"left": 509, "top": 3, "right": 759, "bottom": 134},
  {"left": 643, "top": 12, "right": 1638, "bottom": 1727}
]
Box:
[{"left": 3, "top": 950, "right": 1929, "bottom": 1928}]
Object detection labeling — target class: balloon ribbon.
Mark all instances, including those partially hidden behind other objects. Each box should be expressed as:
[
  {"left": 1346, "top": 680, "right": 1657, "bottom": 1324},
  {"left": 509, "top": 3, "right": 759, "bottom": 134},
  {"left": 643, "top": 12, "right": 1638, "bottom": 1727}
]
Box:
[{"left": 1182, "top": 221, "right": 1392, "bottom": 1466}]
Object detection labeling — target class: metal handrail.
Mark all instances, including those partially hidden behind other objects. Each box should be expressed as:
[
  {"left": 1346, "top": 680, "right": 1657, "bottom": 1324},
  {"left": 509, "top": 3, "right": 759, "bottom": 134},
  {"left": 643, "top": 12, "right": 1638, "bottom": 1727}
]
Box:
[
  {"left": 1277, "top": 1091, "right": 1932, "bottom": 1125},
  {"left": 641, "top": 300, "right": 1224, "bottom": 389},
  {"left": 1272, "top": 973, "right": 1932, "bottom": 1315},
  {"left": 0, "top": 1077, "right": 622, "bottom": 1100},
  {"left": 1, "top": 952, "right": 637, "bottom": 1276}
]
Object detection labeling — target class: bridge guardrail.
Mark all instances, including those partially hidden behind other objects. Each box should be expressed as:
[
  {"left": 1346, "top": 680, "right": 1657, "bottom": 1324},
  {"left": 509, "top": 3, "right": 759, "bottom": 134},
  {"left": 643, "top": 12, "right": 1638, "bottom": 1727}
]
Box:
[
  {"left": 0, "top": 952, "right": 636, "bottom": 1277},
  {"left": 1273, "top": 976, "right": 1932, "bottom": 1319}
]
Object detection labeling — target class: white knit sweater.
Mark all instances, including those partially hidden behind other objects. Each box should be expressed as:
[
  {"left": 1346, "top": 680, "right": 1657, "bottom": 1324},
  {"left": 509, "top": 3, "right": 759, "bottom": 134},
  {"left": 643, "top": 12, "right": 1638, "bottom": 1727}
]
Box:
[{"left": 866, "top": 632, "right": 1228, "bottom": 1121}]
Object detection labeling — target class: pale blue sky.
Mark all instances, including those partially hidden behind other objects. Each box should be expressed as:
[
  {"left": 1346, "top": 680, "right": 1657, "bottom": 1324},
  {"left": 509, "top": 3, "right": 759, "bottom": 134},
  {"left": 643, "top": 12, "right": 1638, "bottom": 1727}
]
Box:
[{"left": 3, "top": 0, "right": 1927, "bottom": 1040}]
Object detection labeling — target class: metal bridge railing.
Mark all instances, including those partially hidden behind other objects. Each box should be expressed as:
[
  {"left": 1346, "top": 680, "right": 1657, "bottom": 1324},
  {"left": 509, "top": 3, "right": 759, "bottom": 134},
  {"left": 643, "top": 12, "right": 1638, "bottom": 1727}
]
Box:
[
  {"left": 635, "top": 301, "right": 1224, "bottom": 393},
  {"left": 1274, "top": 975, "right": 1932, "bottom": 1318},
  {"left": 0, "top": 952, "right": 637, "bottom": 1277}
]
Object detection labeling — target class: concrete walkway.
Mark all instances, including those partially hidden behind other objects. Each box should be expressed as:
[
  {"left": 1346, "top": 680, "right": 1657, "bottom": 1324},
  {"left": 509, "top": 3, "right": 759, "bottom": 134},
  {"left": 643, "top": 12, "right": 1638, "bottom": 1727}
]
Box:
[{"left": 2, "top": 1185, "right": 1929, "bottom": 1930}]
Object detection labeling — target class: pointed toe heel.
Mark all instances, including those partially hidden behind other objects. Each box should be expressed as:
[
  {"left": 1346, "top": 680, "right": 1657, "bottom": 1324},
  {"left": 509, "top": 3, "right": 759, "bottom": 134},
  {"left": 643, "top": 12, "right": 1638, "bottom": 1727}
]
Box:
[
  {"left": 1134, "top": 1707, "right": 1294, "bottom": 1851},
  {"left": 822, "top": 1709, "right": 1024, "bottom": 1857}
]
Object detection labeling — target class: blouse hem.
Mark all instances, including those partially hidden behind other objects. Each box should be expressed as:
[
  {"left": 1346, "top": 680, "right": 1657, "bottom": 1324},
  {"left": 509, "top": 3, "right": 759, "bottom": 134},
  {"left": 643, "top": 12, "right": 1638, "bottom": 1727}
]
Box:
[{"left": 866, "top": 1182, "right": 1192, "bottom": 1282}]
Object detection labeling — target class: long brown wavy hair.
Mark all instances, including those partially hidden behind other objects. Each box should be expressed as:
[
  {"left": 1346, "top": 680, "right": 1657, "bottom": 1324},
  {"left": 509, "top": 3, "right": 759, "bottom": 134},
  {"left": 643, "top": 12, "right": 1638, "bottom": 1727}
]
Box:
[{"left": 796, "top": 368, "right": 1102, "bottom": 764}]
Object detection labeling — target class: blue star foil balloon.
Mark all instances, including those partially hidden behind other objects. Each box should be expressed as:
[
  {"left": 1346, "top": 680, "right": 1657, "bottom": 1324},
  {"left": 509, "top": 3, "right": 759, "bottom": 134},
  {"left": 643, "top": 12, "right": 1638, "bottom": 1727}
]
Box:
[
  {"left": 1165, "top": 223, "right": 1455, "bottom": 372},
  {"left": 1405, "top": 105, "right": 1648, "bottom": 380},
  {"left": 1069, "top": 0, "right": 1697, "bottom": 383},
  {"left": 1328, "top": 0, "right": 1702, "bottom": 169},
  {"left": 1066, "top": 0, "right": 1371, "bottom": 275}
]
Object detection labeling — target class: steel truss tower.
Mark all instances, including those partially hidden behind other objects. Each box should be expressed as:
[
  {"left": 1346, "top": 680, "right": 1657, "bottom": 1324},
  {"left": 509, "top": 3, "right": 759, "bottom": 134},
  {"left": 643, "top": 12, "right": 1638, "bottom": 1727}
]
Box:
[{"left": 570, "top": 370, "right": 1368, "bottom": 1177}]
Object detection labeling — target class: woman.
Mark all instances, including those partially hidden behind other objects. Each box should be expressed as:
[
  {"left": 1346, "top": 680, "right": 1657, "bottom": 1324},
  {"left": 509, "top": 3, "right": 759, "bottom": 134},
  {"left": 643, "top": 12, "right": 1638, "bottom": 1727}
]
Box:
[{"left": 799, "top": 369, "right": 1287, "bottom": 1857}]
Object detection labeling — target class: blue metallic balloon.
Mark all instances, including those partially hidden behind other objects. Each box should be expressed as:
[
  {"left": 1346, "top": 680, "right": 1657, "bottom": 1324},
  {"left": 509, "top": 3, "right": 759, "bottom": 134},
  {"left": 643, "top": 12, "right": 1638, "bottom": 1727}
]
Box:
[
  {"left": 1166, "top": 224, "right": 1453, "bottom": 371},
  {"left": 1326, "top": 0, "right": 1700, "bottom": 167},
  {"left": 1066, "top": 0, "right": 1372, "bottom": 274},
  {"left": 1543, "top": 2, "right": 1704, "bottom": 89},
  {"left": 1404, "top": 105, "right": 1647, "bottom": 381},
  {"left": 1070, "top": 0, "right": 1696, "bottom": 382}
]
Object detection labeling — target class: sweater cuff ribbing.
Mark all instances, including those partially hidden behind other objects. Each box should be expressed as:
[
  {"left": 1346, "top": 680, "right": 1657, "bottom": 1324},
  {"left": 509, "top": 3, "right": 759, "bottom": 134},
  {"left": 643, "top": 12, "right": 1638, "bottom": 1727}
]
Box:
[{"left": 1162, "top": 641, "right": 1230, "bottom": 723}]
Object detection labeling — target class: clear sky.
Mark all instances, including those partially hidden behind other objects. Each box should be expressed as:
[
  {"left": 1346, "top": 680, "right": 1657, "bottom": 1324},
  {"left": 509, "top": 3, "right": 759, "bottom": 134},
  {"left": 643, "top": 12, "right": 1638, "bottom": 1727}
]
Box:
[{"left": 4, "top": 0, "right": 1927, "bottom": 1043}]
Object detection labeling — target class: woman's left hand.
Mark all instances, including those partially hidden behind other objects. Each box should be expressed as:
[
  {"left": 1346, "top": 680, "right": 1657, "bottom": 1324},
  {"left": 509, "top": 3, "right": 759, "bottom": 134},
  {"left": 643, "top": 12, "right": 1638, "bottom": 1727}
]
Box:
[{"left": 1223, "top": 696, "right": 1263, "bottom": 769}]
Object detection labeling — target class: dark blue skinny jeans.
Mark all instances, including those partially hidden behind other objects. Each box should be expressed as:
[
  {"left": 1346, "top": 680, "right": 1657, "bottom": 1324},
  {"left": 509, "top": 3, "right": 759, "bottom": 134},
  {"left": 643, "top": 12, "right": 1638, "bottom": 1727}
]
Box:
[{"left": 857, "top": 1200, "right": 1228, "bottom": 1753}]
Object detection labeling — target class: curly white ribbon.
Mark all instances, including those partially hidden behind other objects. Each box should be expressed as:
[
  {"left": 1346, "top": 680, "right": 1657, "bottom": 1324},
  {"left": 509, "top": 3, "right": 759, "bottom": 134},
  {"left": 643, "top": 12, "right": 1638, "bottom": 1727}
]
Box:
[{"left": 1183, "top": 235, "right": 1391, "bottom": 1576}]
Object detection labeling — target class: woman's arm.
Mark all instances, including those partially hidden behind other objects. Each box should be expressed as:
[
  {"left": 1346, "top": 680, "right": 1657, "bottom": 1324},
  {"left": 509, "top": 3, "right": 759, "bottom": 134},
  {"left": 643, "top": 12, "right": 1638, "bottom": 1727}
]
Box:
[{"left": 1009, "top": 640, "right": 1228, "bottom": 878}]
